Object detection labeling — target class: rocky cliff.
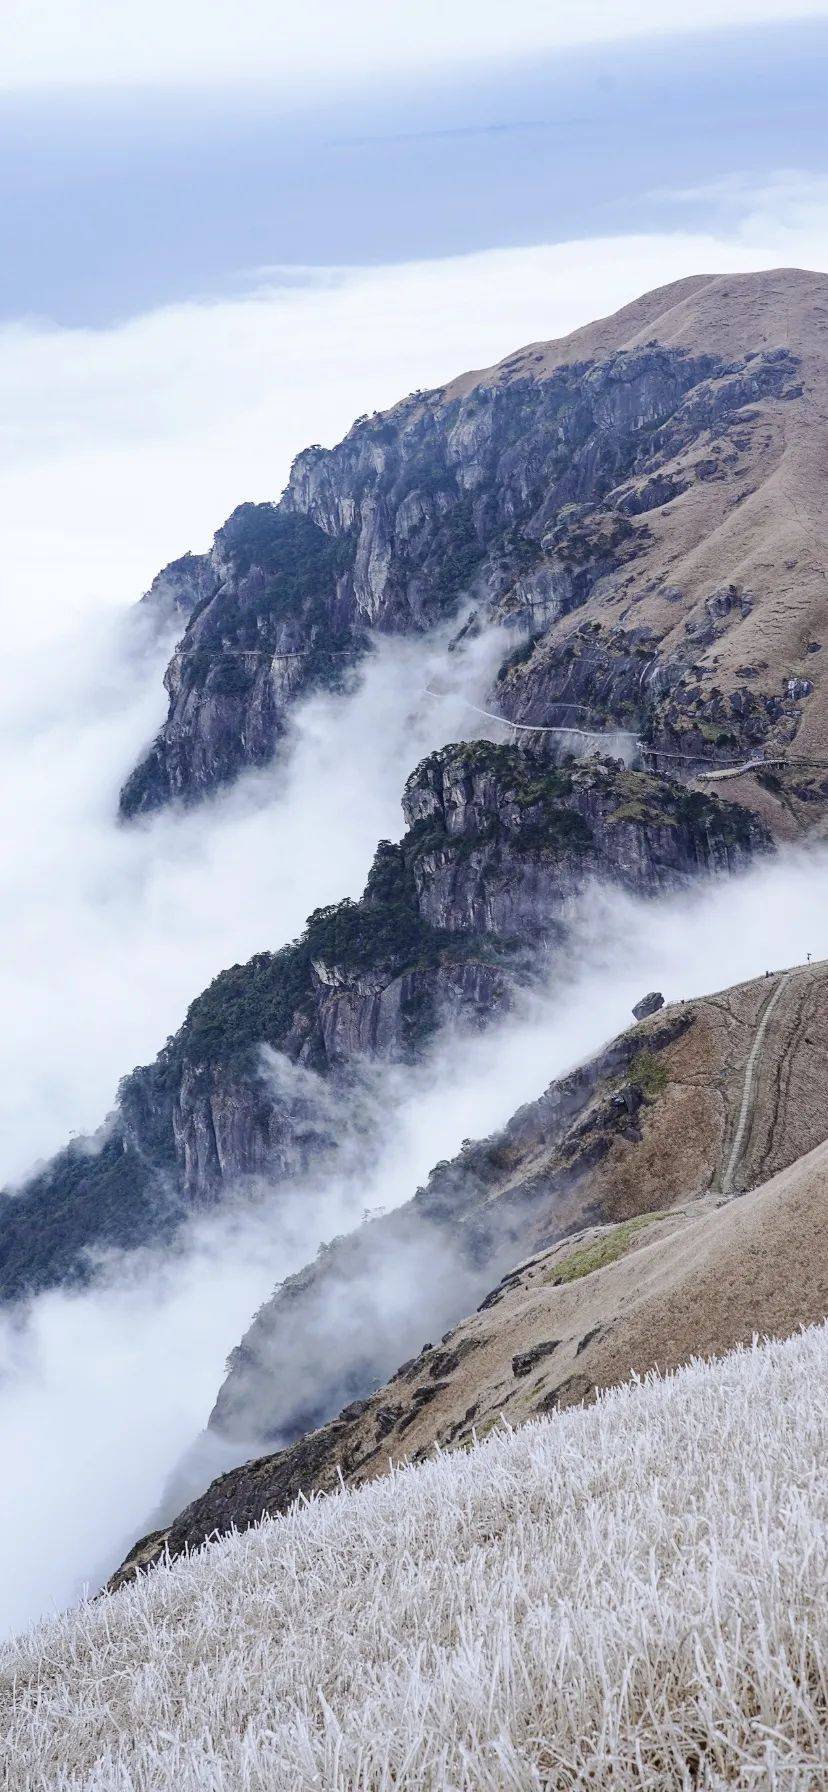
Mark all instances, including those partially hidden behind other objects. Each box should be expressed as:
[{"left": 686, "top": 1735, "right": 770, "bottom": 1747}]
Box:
[
  {"left": 113, "top": 959, "right": 828, "bottom": 1581},
  {"left": 187, "top": 861, "right": 803, "bottom": 1468},
  {"left": 120, "top": 269, "right": 828, "bottom": 831},
  {"left": 0, "top": 743, "right": 765, "bottom": 1301},
  {"left": 203, "top": 1005, "right": 693, "bottom": 1456}
]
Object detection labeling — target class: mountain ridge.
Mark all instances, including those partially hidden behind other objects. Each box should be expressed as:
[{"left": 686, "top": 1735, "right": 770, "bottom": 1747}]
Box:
[
  {"left": 0, "top": 741, "right": 763, "bottom": 1301},
  {"left": 119, "top": 268, "right": 828, "bottom": 826},
  {"left": 7, "top": 269, "right": 828, "bottom": 1631},
  {"left": 111, "top": 957, "right": 828, "bottom": 1584}
]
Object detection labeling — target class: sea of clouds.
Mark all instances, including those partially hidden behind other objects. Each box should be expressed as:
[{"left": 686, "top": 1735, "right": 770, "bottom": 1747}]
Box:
[{"left": 2, "top": 212, "right": 828, "bottom": 1639}]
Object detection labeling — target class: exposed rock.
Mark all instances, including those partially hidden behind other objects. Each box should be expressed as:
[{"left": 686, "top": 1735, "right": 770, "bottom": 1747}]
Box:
[
  {"left": 1, "top": 745, "right": 765, "bottom": 1301},
  {"left": 119, "top": 270, "right": 822, "bottom": 820},
  {"left": 373, "top": 1406, "right": 402, "bottom": 1439},
  {"left": 126, "top": 337, "right": 728, "bottom": 814},
  {"left": 632, "top": 991, "right": 665, "bottom": 1021},
  {"left": 119, "top": 512, "right": 358, "bottom": 815},
  {"left": 512, "top": 1340, "right": 561, "bottom": 1377},
  {"left": 111, "top": 961, "right": 828, "bottom": 1582}
]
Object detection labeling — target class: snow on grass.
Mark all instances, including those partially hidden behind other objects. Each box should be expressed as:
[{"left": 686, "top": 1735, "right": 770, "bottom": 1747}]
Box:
[{"left": 3, "top": 1325, "right": 828, "bottom": 1790}]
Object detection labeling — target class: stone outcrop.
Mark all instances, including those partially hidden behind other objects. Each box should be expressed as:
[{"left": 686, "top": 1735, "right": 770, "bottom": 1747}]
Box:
[
  {"left": 632, "top": 991, "right": 664, "bottom": 1021},
  {"left": 111, "top": 959, "right": 828, "bottom": 1585},
  {"left": 118, "top": 269, "right": 828, "bottom": 825},
  {"left": 203, "top": 1007, "right": 694, "bottom": 1457},
  {"left": 0, "top": 743, "right": 766, "bottom": 1301},
  {"left": 122, "top": 343, "right": 733, "bottom": 812}
]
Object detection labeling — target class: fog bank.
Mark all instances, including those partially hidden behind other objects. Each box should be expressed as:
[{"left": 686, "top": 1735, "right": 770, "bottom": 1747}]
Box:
[
  {"left": 0, "top": 616, "right": 502, "bottom": 1185},
  {"left": 3, "top": 841, "right": 828, "bottom": 1638}
]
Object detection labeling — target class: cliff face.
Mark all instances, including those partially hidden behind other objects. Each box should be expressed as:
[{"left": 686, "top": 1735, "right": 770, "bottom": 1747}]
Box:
[
  {"left": 120, "top": 269, "right": 828, "bottom": 829},
  {"left": 111, "top": 741, "right": 761, "bottom": 1442},
  {"left": 120, "top": 513, "right": 357, "bottom": 814},
  {"left": 402, "top": 740, "right": 760, "bottom": 939},
  {"left": 0, "top": 744, "right": 765, "bottom": 1300},
  {"left": 112, "top": 960, "right": 828, "bottom": 1581},
  {"left": 205, "top": 1006, "right": 693, "bottom": 1455},
  {"left": 123, "top": 343, "right": 723, "bottom": 813}
]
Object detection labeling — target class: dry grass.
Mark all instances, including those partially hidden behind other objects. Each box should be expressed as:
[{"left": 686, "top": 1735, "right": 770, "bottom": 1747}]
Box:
[{"left": 3, "top": 1323, "right": 828, "bottom": 1788}]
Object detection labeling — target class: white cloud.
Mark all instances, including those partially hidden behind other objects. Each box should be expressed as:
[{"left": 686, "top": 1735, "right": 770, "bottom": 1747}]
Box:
[
  {"left": 0, "top": 618, "right": 508, "bottom": 1185},
  {"left": 3, "top": 840, "right": 828, "bottom": 1638},
  {"left": 3, "top": 214, "right": 828, "bottom": 1172},
  {"left": 3, "top": 211, "right": 828, "bottom": 1641},
  {"left": 6, "top": 217, "right": 828, "bottom": 650},
  {"left": 1, "top": 1, "right": 826, "bottom": 92}
]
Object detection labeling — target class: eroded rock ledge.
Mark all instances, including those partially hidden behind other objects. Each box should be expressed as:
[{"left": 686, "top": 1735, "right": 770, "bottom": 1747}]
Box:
[
  {"left": 0, "top": 743, "right": 766, "bottom": 1300},
  {"left": 119, "top": 315, "right": 805, "bottom": 816}
]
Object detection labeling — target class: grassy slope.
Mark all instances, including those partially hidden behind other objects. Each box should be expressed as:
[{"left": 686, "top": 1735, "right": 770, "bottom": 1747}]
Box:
[{"left": 4, "top": 1323, "right": 828, "bottom": 1789}]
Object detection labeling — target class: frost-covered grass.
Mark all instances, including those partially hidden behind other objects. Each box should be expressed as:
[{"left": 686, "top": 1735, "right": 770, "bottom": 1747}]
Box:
[{"left": 3, "top": 1326, "right": 828, "bottom": 1790}]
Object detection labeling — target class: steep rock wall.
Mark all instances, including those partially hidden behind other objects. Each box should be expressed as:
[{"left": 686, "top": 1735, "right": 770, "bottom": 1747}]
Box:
[
  {"left": 120, "top": 340, "right": 801, "bottom": 816},
  {"left": 0, "top": 745, "right": 766, "bottom": 1298}
]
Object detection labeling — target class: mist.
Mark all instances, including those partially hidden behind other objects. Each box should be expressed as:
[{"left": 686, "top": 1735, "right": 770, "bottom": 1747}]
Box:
[
  {"left": 3, "top": 831, "right": 828, "bottom": 1639},
  {"left": 0, "top": 612, "right": 507, "bottom": 1186},
  {"left": 6, "top": 206, "right": 828, "bottom": 648},
  {"left": 4, "top": 218, "right": 828, "bottom": 1646}
]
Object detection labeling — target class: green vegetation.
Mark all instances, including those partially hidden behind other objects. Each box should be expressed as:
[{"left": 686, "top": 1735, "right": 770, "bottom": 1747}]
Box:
[
  {"left": 211, "top": 507, "right": 355, "bottom": 645},
  {"left": 405, "top": 816, "right": 499, "bottom": 865},
  {"left": 670, "top": 786, "right": 756, "bottom": 847},
  {"left": 698, "top": 720, "right": 738, "bottom": 748},
  {"left": 629, "top": 1050, "right": 669, "bottom": 1098},
  {"left": 496, "top": 632, "right": 543, "bottom": 681},
  {"left": 545, "top": 1211, "right": 670, "bottom": 1288},
  {"left": 434, "top": 496, "right": 481, "bottom": 603},
  {"left": 169, "top": 945, "right": 313, "bottom": 1070},
  {"left": 512, "top": 769, "right": 574, "bottom": 807},
  {"left": 0, "top": 1136, "right": 177, "bottom": 1303},
  {"left": 517, "top": 809, "right": 593, "bottom": 854},
  {"left": 147, "top": 831, "right": 509, "bottom": 1079},
  {"left": 607, "top": 798, "right": 666, "bottom": 827},
  {"left": 118, "top": 744, "right": 166, "bottom": 815},
  {"left": 604, "top": 770, "right": 758, "bottom": 850},
  {"left": 203, "top": 657, "right": 257, "bottom": 697},
  {"left": 303, "top": 895, "right": 441, "bottom": 979}
]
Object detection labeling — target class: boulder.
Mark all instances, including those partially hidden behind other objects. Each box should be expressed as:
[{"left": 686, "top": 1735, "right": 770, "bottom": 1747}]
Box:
[{"left": 632, "top": 990, "right": 665, "bottom": 1021}]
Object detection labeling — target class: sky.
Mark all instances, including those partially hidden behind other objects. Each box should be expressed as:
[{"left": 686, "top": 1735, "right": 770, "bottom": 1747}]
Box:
[
  {"left": 1, "top": 18, "right": 827, "bottom": 325},
  {"left": 2, "top": 1, "right": 827, "bottom": 91},
  {"left": 2, "top": 0, "right": 828, "bottom": 1343},
  {"left": 2, "top": 1, "right": 828, "bottom": 1638}
]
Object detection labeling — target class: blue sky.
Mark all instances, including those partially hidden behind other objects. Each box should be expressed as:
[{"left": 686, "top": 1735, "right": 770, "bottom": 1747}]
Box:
[
  {"left": 1, "top": 13, "right": 827, "bottom": 324},
  {"left": 1, "top": 5, "right": 828, "bottom": 637},
  {"left": 1, "top": 3, "right": 828, "bottom": 1634}
]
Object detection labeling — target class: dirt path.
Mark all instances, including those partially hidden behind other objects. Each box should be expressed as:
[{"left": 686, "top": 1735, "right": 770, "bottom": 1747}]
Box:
[
  {"left": 718, "top": 959, "right": 828, "bottom": 1195},
  {"left": 721, "top": 971, "right": 795, "bottom": 1194}
]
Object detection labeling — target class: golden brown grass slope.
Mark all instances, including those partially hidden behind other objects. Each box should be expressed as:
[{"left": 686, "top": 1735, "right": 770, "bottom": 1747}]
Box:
[
  {"left": 112, "top": 960, "right": 828, "bottom": 1582},
  {"left": 456, "top": 269, "right": 828, "bottom": 834}
]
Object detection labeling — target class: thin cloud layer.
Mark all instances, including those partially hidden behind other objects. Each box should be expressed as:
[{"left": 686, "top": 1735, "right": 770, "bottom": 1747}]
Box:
[
  {"left": 4, "top": 223, "right": 828, "bottom": 1646},
  {"left": 5, "top": 220, "right": 828, "bottom": 642},
  {"left": 2, "top": 1, "right": 827, "bottom": 91},
  {"left": 0, "top": 615, "right": 506, "bottom": 1185},
  {"left": 3, "top": 842, "right": 828, "bottom": 1638}
]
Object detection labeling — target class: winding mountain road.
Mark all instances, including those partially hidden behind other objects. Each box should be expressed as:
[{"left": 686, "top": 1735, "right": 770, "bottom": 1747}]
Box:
[{"left": 423, "top": 684, "right": 828, "bottom": 780}]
